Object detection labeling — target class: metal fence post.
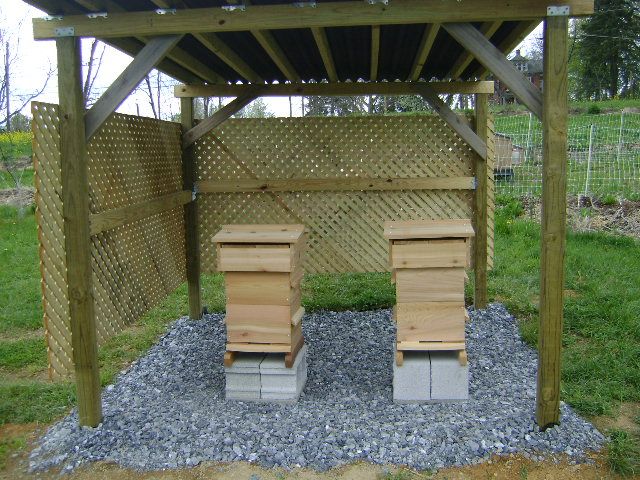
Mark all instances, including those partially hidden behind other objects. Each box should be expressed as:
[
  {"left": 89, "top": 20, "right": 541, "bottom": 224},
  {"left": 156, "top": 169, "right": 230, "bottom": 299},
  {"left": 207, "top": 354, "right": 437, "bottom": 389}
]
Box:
[{"left": 584, "top": 123, "right": 595, "bottom": 197}]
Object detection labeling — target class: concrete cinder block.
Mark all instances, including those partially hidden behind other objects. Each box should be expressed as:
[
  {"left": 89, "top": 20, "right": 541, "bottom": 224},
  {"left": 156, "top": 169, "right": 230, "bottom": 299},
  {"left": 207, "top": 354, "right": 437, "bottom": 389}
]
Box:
[
  {"left": 429, "top": 351, "right": 469, "bottom": 401},
  {"left": 224, "top": 353, "right": 265, "bottom": 401},
  {"left": 393, "top": 352, "right": 431, "bottom": 403},
  {"left": 260, "top": 345, "right": 308, "bottom": 401}
]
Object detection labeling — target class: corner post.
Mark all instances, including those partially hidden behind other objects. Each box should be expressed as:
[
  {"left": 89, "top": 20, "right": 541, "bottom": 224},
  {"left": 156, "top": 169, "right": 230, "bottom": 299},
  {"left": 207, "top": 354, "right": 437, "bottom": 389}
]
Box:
[
  {"left": 181, "top": 97, "right": 202, "bottom": 319},
  {"left": 537, "top": 15, "right": 569, "bottom": 428},
  {"left": 473, "top": 93, "right": 489, "bottom": 308},
  {"left": 56, "top": 37, "right": 102, "bottom": 426}
]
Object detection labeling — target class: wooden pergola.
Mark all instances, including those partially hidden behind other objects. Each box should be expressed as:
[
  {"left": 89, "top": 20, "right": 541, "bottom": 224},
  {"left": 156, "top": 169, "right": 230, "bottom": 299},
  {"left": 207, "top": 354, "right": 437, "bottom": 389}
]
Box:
[{"left": 27, "top": 0, "right": 593, "bottom": 429}]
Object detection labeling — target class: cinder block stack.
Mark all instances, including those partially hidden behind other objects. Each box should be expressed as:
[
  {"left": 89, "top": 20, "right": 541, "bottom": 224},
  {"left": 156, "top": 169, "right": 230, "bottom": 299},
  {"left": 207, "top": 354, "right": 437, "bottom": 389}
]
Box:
[{"left": 384, "top": 219, "right": 474, "bottom": 402}]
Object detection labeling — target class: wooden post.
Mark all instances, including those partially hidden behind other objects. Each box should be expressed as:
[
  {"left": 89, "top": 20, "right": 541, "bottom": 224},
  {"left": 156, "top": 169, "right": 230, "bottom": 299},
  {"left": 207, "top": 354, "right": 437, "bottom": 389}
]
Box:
[
  {"left": 56, "top": 37, "right": 102, "bottom": 427},
  {"left": 474, "top": 93, "right": 489, "bottom": 309},
  {"left": 537, "top": 15, "right": 569, "bottom": 429},
  {"left": 181, "top": 97, "right": 202, "bottom": 320}
]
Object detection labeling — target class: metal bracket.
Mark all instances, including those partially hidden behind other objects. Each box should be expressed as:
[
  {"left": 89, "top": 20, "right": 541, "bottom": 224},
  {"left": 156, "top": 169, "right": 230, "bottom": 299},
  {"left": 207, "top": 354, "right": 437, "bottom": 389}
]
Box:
[
  {"left": 86, "top": 12, "right": 108, "bottom": 19},
  {"left": 155, "top": 8, "right": 177, "bottom": 15},
  {"left": 43, "top": 15, "right": 63, "bottom": 21},
  {"left": 293, "top": 1, "right": 316, "bottom": 7},
  {"left": 54, "top": 27, "right": 75, "bottom": 37},
  {"left": 222, "top": 4, "right": 246, "bottom": 11},
  {"left": 367, "top": 0, "right": 389, "bottom": 4},
  {"left": 547, "top": 5, "right": 570, "bottom": 16},
  {"left": 472, "top": 177, "right": 478, "bottom": 190},
  {"left": 192, "top": 184, "right": 199, "bottom": 201}
]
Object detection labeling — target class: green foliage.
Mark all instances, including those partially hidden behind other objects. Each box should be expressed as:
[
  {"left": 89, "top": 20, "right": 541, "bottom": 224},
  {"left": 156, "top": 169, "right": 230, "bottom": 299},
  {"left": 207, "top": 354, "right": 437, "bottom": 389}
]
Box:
[
  {"left": 607, "top": 429, "right": 640, "bottom": 476},
  {"left": 601, "top": 193, "right": 619, "bottom": 206},
  {"left": 0, "top": 382, "right": 76, "bottom": 425},
  {"left": 587, "top": 104, "right": 602, "bottom": 115},
  {"left": 302, "top": 273, "right": 395, "bottom": 312},
  {"left": 0, "top": 339, "right": 47, "bottom": 371}
]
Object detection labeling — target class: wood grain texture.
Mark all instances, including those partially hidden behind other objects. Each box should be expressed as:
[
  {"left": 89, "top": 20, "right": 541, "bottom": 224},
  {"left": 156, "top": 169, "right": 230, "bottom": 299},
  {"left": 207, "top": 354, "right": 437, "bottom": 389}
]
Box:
[
  {"left": 213, "top": 224, "right": 305, "bottom": 244},
  {"left": 395, "top": 268, "right": 465, "bottom": 303},
  {"left": 384, "top": 219, "right": 475, "bottom": 240},
  {"left": 448, "top": 21, "right": 502, "bottom": 79},
  {"left": 409, "top": 23, "right": 440, "bottom": 81},
  {"left": 56, "top": 37, "right": 102, "bottom": 427},
  {"left": 474, "top": 93, "right": 489, "bottom": 308},
  {"left": 217, "top": 245, "right": 294, "bottom": 272},
  {"left": 225, "top": 272, "right": 298, "bottom": 305},
  {"left": 312, "top": 27, "right": 338, "bottom": 82},
  {"left": 395, "top": 302, "right": 466, "bottom": 342},
  {"left": 397, "top": 341, "right": 466, "bottom": 351},
  {"left": 537, "top": 16, "right": 569, "bottom": 429},
  {"left": 391, "top": 239, "right": 469, "bottom": 269}
]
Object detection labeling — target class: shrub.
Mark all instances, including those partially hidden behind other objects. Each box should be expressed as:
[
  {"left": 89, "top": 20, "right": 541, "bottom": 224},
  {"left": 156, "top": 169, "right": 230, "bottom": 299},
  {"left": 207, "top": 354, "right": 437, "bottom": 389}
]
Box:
[{"left": 587, "top": 104, "right": 601, "bottom": 115}]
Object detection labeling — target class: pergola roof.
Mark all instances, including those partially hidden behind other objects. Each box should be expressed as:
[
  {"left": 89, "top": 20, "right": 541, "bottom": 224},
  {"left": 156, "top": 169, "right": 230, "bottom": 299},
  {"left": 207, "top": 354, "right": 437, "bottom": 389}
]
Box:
[{"left": 24, "top": 0, "right": 551, "bottom": 86}]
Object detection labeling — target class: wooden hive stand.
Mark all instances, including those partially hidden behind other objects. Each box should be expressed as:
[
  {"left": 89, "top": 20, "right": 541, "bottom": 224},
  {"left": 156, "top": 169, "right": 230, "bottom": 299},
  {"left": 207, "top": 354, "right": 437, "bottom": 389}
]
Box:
[
  {"left": 384, "top": 220, "right": 475, "bottom": 367},
  {"left": 213, "top": 224, "right": 306, "bottom": 369}
]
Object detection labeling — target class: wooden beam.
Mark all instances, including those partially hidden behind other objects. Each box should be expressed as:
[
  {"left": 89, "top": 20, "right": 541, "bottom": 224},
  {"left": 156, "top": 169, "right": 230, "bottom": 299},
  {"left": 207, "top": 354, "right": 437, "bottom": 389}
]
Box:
[
  {"left": 182, "top": 91, "right": 261, "bottom": 148},
  {"left": 33, "top": 0, "right": 594, "bottom": 39},
  {"left": 537, "top": 15, "right": 569, "bottom": 429},
  {"left": 181, "top": 97, "right": 202, "bottom": 320},
  {"left": 414, "top": 83, "right": 487, "bottom": 160},
  {"left": 85, "top": 35, "right": 182, "bottom": 140},
  {"left": 89, "top": 190, "right": 191, "bottom": 235},
  {"left": 56, "top": 37, "right": 102, "bottom": 427},
  {"left": 311, "top": 27, "right": 338, "bottom": 82},
  {"left": 408, "top": 23, "right": 440, "bottom": 81},
  {"left": 193, "top": 32, "right": 263, "bottom": 83},
  {"left": 197, "top": 176, "right": 475, "bottom": 193},
  {"left": 473, "top": 93, "right": 489, "bottom": 309},
  {"left": 444, "top": 23, "right": 543, "bottom": 119},
  {"left": 252, "top": 30, "right": 300, "bottom": 82},
  {"left": 370, "top": 25, "right": 380, "bottom": 81},
  {"left": 448, "top": 21, "right": 502, "bottom": 80},
  {"left": 175, "top": 81, "right": 495, "bottom": 98}
]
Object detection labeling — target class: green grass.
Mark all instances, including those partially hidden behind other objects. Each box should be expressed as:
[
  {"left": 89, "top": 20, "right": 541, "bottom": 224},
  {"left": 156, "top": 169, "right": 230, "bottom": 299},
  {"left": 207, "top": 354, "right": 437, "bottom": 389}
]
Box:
[{"left": 607, "top": 429, "right": 640, "bottom": 476}]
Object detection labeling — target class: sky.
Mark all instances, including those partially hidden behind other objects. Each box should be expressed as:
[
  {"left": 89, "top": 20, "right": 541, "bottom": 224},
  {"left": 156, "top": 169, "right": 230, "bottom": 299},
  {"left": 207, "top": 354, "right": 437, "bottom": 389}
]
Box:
[{"left": 1, "top": 1, "right": 540, "bottom": 122}]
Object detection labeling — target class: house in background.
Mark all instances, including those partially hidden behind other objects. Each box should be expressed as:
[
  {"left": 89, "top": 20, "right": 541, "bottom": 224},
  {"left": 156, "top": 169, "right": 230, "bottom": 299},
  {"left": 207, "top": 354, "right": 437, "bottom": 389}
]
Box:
[{"left": 492, "top": 50, "right": 543, "bottom": 105}]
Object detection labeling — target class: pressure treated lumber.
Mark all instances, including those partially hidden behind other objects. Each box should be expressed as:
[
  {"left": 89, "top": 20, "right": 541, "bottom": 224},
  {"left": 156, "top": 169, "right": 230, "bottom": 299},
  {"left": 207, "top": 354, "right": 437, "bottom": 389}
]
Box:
[
  {"left": 395, "top": 302, "right": 466, "bottom": 342},
  {"left": 56, "top": 37, "right": 102, "bottom": 427},
  {"left": 193, "top": 32, "right": 263, "bottom": 83},
  {"left": 384, "top": 219, "right": 475, "bottom": 240},
  {"left": 33, "top": 0, "right": 594, "bottom": 40},
  {"left": 395, "top": 268, "right": 465, "bottom": 303},
  {"left": 312, "top": 27, "right": 338, "bottom": 82},
  {"left": 448, "top": 21, "right": 502, "bottom": 79},
  {"left": 409, "top": 23, "right": 440, "bottom": 81},
  {"left": 537, "top": 16, "right": 569, "bottom": 429},
  {"left": 181, "top": 97, "right": 202, "bottom": 320},
  {"left": 443, "top": 23, "right": 543, "bottom": 120},
  {"left": 474, "top": 93, "right": 489, "bottom": 308},
  {"left": 175, "top": 81, "right": 495, "bottom": 98},
  {"left": 370, "top": 25, "right": 380, "bottom": 81}
]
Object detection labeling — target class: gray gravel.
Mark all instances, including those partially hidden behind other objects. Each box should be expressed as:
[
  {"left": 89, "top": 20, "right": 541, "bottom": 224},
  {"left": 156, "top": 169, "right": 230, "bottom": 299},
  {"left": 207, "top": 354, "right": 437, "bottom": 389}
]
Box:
[{"left": 29, "top": 303, "right": 605, "bottom": 473}]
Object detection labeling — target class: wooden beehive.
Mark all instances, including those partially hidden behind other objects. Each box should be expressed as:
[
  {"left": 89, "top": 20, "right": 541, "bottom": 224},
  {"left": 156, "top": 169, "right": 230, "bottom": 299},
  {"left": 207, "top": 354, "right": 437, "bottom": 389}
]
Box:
[
  {"left": 213, "top": 224, "right": 306, "bottom": 368},
  {"left": 384, "top": 220, "right": 474, "bottom": 366}
]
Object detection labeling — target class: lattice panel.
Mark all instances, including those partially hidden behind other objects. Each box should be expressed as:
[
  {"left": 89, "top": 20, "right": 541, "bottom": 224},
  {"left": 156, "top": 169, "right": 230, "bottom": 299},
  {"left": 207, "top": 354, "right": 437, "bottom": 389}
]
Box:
[
  {"left": 196, "top": 116, "right": 493, "bottom": 273},
  {"left": 32, "top": 103, "right": 186, "bottom": 379}
]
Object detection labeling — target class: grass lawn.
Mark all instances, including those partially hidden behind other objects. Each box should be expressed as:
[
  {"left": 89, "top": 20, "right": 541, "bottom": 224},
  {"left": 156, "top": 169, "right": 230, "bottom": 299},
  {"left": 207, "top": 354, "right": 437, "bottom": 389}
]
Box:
[{"left": 0, "top": 198, "right": 639, "bottom": 475}]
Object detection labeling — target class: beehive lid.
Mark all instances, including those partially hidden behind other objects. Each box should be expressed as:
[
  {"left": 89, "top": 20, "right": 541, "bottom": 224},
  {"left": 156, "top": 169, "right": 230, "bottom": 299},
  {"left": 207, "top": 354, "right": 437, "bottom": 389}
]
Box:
[
  {"left": 383, "top": 219, "right": 475, "bottom": 240},
  {"left": 213, "top": 224, "right": 306, "bottom": 244}
]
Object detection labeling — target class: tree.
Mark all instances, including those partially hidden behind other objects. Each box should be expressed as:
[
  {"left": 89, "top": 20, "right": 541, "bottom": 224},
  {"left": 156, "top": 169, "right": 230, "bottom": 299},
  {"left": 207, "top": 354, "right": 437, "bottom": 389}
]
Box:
[
  {"left": 83, "top": 39, "right": 106, "bottom": 107},
  {"left": 235, "top": 98, "right": 273, "bottom": 118},
  {"left": 572, "top": 0, "right": 640, "bottom": 99}
]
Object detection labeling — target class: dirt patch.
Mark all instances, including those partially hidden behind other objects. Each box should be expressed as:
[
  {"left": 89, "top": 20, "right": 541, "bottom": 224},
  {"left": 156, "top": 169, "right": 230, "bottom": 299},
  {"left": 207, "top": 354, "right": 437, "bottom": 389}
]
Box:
[
  {"left": 592, "top": 403, "right": 640, "bottom": 437},
  {"left": 0, "top": 188, "right": 34, "bottom": 208}
]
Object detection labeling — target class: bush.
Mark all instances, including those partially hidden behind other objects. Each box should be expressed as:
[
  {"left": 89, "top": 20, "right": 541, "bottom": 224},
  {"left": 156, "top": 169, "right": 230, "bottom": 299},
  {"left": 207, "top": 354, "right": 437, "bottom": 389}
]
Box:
[
  {"left": 600, "top": 193, "right": 619, "bottom": 206},
  {"left": 587, "top": 104, "right": 601, "bottom": 115}
]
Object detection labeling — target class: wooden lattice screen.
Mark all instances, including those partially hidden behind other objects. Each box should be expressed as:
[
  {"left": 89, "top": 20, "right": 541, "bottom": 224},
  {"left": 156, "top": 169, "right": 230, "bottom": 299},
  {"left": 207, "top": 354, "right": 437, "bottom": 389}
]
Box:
[
  {"left": 33, "top": 102, "right": 186, "bottom": 379},
  {"left": 196, "top": 115, "right": 495, "bottom": 273}
]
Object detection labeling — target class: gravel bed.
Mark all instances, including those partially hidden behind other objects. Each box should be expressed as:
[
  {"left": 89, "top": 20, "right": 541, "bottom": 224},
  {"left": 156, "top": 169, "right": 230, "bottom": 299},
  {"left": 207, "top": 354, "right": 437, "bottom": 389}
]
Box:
[{"left": 30, "top": 303, "right": 605, "bottom": 473}]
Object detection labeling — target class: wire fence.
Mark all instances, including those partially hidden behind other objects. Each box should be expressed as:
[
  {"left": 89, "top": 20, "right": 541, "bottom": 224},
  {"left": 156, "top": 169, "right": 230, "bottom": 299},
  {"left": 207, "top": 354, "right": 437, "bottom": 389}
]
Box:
[{"left": 494, "top": 112, "right": 640, "bottom": 198}]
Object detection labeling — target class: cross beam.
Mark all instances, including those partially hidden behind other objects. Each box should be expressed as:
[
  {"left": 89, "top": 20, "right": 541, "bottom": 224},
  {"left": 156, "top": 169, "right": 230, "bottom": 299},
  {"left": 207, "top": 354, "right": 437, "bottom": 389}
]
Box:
[{"left": 33, "top": 0, "right": 594, "bottom": 40}]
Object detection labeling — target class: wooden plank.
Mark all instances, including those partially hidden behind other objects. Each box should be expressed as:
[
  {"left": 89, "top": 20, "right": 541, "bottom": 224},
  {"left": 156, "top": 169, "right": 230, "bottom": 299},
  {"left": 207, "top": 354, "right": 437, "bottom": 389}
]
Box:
[
  {"left": 181, "top": 97, "right": 202, "bottom": 320},
  {"left": 391, "top": 239, "right": 469, "bottom": 269},
  {"left": 444, "top": 23, "right": 543, "bottom": 119},
  {"left": 474, "top": 93, "right": 489, "bottom": 309},
  {"left": 285, "top": 324, "right": 305, "bottom": 368},
  {"left": 213, "top": 224, "right": 305, "bottom": 244},
  {"left": 193, "top": 32, "right": 263, "bottom": 83},
  {"left": 252, "top": 30, "right": 300, "bottom": 82},
  {"left": 409, "top": 23, "right": 440, "bottom": 81},
  {"left": 56, "top": 37, "right": 102, "bottom": 427},
  {"left": 414, "top": 82, "right": 487, "bottom": 160},
  {"left": 198, "top": 177, "right": 475, "bottom": 193},
  {"left": 182, "top": 92, "right": 260, "bottom": 148},
  {"left": 227, "top": 342, "right": 292, "bottom": 353},
  {"left": 537, "top": 15, "right": 569, "bottom": 429},
  {"left": 395, "top": 268, "right": 465, "bottom": 303},
  {"left": 291, "top": 306, "right": 304, "bottom": 327},
  {"left": 226, "top": 305, "right": 293, "bottom": 344},
  {"left": 33, "top": 0, "right": 595, "bottom": 39},
  {"left": 395, "top": 302, "right": 466, "bottom": 342},
  {"left": 397, "top": 341, "right": 466, "bottom": 351},
  {"left": 84, "top": 35, "right": 182, "bottom": 140},
  {"left": 370, "top": 25, "right": 380, "bottom": 80},
  {"left": 175, "top": 81, "right": 495, "bottom": 98},
  {"left": 384, "top": 219, "right": 475, "bottom": 240},
  {"left": 311, "top": 27, "right": 338, "bottom": 82},
  {"left": 447, "top": 21, "right": 502, "bottom": 80},
  {"left": 225, "top": 272, "right": 296, "bottom": 305},
  {"left": 217, "top": 245, "right": 293, "bottom": 272},
  {"left": 89, "top": 190, "right": 191, "bottom": 235}
]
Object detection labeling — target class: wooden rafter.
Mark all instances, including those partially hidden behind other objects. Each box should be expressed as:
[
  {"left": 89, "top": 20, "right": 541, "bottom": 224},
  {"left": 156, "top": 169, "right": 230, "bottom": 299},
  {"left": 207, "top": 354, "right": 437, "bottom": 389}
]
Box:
[
  {"left": 408, "top": 23, "right": 440, "bottom": 81},
  {"left": 175, "top": 81, "right": 495, "bottom": 98},
  {"left": 311, "top": 27, "right": 338, "bottom": 82},
  {"left": 33, "top": 0, "right": 594, "bottom": 40},
  {"left": 443, "top": 23, "right": 542, "bottom": 119},
  {"left": 251, "top": 30, "right": 300, "bottom": 82},
  {"left": 370, "top": 25, "right": 380, "bottom": 81},
  {"left": 194, "top": 32, "right": 263, "bottom": 83},
  {"left": 447, "top": 21, "right": 502, "bottom": 80}
]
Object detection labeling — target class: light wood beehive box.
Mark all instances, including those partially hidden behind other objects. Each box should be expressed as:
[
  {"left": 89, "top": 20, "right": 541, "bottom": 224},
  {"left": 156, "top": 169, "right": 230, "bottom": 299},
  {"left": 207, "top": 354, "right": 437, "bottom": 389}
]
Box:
[
  {"left": 213, "top": 224, "right": 306, "bottom": 367},
  {"left": 384, "top": 220, "right": 474, "bottom": 365}
]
